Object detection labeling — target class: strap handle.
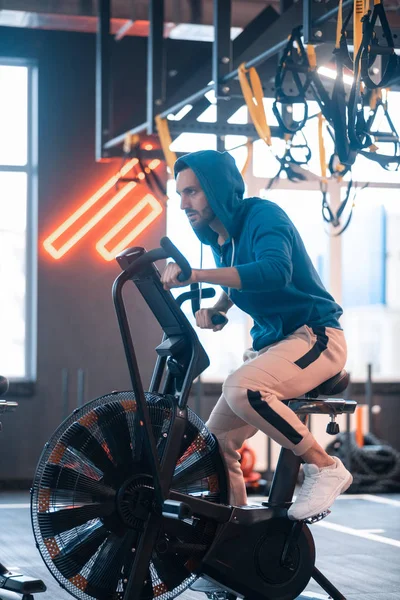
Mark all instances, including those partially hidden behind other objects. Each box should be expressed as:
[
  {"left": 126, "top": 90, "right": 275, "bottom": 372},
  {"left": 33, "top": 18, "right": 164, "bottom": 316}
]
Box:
[
  {"left": 238, "top": 63, "right": 272, "bottom": 146},
  {"left": 155, "top": 114, "right": 178, "bottom": 175}
]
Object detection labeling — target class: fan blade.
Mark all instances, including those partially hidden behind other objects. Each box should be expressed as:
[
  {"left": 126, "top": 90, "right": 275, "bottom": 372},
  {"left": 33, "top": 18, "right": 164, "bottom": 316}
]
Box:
[
  {"left": 94, "top": 402, "right": 135, "bottom": 469},
  {"left": 85, "top": 532, "right": 134, "bottom": 600},
  {"left": 151, "top": 554, "right": 189, "bottom": 591},
  {"left": 38, "top": 502, "right": 114, "bottom": 537},
  {"left": 173, "top": 449, "right": 218, "bottom": 485},
  {"left": 52, "top": 522, "right": 108, "bottom": 578},
  {"left": 41, "top": 464, "right": 115, "bottom": 500},
  {"left": 60, "top": 422, "right": 116, "bottom": 477},
  {"left": 177, "top": 423, "right": 200, "bottom": 459}
]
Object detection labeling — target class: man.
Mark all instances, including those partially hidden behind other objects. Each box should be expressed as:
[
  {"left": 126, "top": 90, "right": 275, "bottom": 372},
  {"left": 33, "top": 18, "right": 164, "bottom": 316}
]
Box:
[{"left": 161, "top": 149, "right": 352, "bottom": 520}]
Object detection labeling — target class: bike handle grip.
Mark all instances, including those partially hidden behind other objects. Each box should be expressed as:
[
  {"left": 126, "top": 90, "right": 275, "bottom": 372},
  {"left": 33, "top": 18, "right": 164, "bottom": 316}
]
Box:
[
  {"left": 160, "top": 237, "right": 192, "bottom": 283},
  {"left": 211, "top": 313, "right": 228, "bottom": 326}
]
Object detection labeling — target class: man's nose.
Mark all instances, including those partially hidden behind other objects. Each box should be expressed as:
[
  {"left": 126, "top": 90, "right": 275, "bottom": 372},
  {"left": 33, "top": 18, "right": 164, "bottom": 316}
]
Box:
[{"left": 180, "top": 195, "right": 190, "bottom": 211}]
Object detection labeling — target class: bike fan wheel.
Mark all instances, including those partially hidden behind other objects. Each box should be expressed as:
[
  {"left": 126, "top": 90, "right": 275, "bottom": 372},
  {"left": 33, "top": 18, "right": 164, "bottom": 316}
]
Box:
[{"left": 31, "top": 391, "right": 228, "bottom": 600}]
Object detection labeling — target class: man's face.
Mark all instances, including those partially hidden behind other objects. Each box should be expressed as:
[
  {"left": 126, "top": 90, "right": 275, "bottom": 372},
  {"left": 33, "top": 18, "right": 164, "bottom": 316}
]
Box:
[{"left": 176, "top": 168, "right": 215, "bottom": 230}]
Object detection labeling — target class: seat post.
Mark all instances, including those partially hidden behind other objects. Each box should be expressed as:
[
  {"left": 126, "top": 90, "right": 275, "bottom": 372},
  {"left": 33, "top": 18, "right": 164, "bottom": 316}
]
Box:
[
  {"left": 267, "top": 415, "right": 307, "bottom": 505},
  {"left": 267, "top": 448, "right": 302, "bottom": 505}
]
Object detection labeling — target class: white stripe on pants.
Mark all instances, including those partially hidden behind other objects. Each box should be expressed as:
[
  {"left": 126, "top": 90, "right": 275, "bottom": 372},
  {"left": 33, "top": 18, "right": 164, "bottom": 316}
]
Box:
[{"left": 205, "top": 325, "right": 347, "bottom": 506}]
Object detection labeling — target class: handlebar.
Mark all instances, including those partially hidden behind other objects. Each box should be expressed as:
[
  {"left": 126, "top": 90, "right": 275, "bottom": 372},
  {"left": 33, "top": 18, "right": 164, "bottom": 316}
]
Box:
[
  {"left": 176, "top": 285, "right": 216, "bottom": 311},
  {"left": 159, "top": 237, "right": 192, "bottom": 282},
  {"left": 211, "top": 313, "right": 228, "bottom": 326},
  {"left": 116, "top": 237, "right": 228, "bottom": 324},
  {"left": 117, "top": 237, "right": 192, "bottom": 283}
]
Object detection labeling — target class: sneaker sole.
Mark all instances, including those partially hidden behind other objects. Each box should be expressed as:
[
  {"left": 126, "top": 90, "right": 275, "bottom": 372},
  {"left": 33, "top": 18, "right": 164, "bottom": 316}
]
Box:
[{"left": 288, "top": 471, "right": 353, "bottom": 521}]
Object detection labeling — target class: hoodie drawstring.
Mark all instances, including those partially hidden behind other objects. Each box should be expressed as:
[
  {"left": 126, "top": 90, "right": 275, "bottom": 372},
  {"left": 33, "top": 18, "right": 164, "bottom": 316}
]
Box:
[{"left": 228, "top": 238, "right": 235, "bottom": 299}]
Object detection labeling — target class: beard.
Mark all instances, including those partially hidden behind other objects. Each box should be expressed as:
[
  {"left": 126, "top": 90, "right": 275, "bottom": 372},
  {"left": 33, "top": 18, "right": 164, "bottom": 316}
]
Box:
[{"left": 186, "top": 206, "right": 216, "bottom": 230}]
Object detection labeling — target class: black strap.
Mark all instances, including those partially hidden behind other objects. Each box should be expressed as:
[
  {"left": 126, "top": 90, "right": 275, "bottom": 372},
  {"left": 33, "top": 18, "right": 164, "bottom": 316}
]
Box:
[
  {"left": 329, "top": 7, "right": 359, "bottom": 166},
  {"left": 347, "top": 15, "right": 375, "bottom": 154},
  {"left": 273, "top": 28, "right": 310, "bottom": 134},
  {"left": 359, "top": 149, "right": 400, "bottom": 170},
  {"left": 266, "top": 133, "right": 311, "bottom": 189},
  {"left": 360, "top": 2, "right": 400, "bottom": 90},
  {"left": 321, "top": 178, "right": 355, "bottom": 237}
]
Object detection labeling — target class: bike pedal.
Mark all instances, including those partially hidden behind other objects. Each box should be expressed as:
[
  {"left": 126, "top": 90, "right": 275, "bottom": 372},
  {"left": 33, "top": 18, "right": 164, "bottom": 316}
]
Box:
[{"left": 303, "top": 509, "right": 331, "bottom": 524}]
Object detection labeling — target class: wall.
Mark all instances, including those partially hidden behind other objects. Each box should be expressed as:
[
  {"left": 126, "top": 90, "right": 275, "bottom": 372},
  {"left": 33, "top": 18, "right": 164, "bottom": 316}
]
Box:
[{"left": 0, "top": 26, "right": 207, "bottom": 483}]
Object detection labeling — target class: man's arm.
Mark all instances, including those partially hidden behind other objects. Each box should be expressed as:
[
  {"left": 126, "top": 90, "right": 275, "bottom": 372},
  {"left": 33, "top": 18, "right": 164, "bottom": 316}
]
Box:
[
  {"left": 192, "top": 267, "right": 242, "bottom": 290},
  {"left": 161, "top": 262, "right": 242, "bottom": 291},
  {"left": 213, "top": 290, "right": 234, "bottom": 313}
]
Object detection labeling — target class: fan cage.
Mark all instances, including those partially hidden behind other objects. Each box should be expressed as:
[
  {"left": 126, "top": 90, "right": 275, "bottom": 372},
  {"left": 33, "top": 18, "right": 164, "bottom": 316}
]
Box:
[{"left": 31, "top": 390, "right": 228, "bottom": 600}]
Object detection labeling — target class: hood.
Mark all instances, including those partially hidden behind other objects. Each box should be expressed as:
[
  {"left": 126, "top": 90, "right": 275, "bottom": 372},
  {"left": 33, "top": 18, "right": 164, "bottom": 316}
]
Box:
[{"left": 174, "top": 150, "right": 249, "bottom": 245}]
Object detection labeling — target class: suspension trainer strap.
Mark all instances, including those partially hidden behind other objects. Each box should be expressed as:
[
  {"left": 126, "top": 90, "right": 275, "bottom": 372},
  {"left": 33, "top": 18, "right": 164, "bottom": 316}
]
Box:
[
  {"left": 347, "top": 8, "right": 374, "bottom": 153},
  {"left": 155, "top": 114, "right": 177, "bottom": 175},
  {"left": 273, "top": 28, "right": 310, "bottom": 134},
  {"left": 318, "top": 113, "right": 335, "bottom": 224},
  {"left": 330, "top": 2, "right": 357, "bottom": 166},
  {"left": 238, "top": 63, "right": 272, "bottom": 146},
  {"left": 365, "top": 88, "right": 400, "bottom": 159},
  {"left": 361, "top": 0, "right": 400, "bottom": 89},
  {"left": 359, "top": 148, "right": 400, "bottom": 168}
]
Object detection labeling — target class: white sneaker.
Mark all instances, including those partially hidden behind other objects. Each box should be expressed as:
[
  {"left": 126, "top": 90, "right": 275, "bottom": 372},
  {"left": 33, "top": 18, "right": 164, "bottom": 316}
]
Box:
[{"left": 287, "top": 456, "right": 353, "bottom": 521}]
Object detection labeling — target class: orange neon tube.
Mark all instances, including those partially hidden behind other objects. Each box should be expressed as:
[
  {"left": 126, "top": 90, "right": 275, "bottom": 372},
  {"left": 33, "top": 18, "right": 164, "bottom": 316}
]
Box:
[
  {"left": 96, "top": 194, "right": 163, "bottom": 261},
  {"left": 43, "top": 159, "right": 161, "bottom": 260}
]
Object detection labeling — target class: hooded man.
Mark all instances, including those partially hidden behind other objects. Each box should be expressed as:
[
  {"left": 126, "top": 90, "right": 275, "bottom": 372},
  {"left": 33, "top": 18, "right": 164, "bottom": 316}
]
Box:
[{"left": 161, "top": 149, "right": 352, "bottom": 520}]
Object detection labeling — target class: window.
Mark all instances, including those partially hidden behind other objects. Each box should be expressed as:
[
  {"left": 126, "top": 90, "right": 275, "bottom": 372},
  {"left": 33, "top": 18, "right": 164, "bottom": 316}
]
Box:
[
  {"left": 0, "top": 60, "right": 37, "bottom": 380},
  {"left": 341, "top": 188, "right": 400, "bottom": 381}
]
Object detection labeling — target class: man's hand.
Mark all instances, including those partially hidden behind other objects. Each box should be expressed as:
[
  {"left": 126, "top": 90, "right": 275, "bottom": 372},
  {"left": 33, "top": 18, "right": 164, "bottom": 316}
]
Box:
[
  {"left": 161, "top": 262, "right": 196, "bottom": 290},
  {"left": 195, "top": 308, "right": 228, "bottom": 332}
]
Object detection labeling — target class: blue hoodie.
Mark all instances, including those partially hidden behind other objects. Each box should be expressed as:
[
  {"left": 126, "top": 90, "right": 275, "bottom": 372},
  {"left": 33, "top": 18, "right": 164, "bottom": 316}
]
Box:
[{"left": 174, "top": 150, "right": 343, "bottom": 351}]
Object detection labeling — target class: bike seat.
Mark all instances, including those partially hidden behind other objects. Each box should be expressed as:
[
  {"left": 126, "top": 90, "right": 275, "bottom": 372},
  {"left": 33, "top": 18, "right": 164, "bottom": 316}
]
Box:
[{"left": 306, "top": 370, "right": 349, "bottom": 398}]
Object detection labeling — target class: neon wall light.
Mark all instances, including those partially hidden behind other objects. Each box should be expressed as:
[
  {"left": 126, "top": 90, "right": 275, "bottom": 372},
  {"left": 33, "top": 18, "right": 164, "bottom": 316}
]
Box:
[
  {"left": 43, "top": 159, "right": 163, "bottom": 261},
  {"left": 96, "top": 193, "right": 163, "bottom": 261}
]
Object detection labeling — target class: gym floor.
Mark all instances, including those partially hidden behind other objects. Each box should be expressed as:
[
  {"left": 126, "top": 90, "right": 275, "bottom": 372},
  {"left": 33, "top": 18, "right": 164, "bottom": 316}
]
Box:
[{"left": 0, "top": 491, "right": 399, "bottom": 600}]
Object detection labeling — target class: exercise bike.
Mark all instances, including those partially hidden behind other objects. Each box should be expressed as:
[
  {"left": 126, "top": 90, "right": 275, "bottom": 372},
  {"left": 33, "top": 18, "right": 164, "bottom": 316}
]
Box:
[
  {"left": 30, "top": 238, "right": 356, "bottom": 600},
  {"left": 0, "top": 376, "right": 46, "bottom": 600}
]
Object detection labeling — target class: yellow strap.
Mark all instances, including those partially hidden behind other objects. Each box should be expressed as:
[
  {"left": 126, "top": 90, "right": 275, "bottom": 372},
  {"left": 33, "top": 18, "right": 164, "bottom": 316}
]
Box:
[
  {"left": 354, "top": 0, "right": 366, "bottom": 60},
  {"left": 336, "top": 0, "right": 343, "bottom": 49},
  {"left": 238, "top": 63, "right": 272, "bottom": 146},
  {"left": 318, "top": 113, "right": 328, "bottom": 183},
  {"left": 240, "top": 140, "right": 253, "bottom": 178},
  {"left": 306, "top": 45, "right": 317, "bottom": 70},
  {"left": 155, "top": 115, "right": 177, "bottom": 175},
  {"left": 249, "top": 68, "right": 268, "bottom": 132}
]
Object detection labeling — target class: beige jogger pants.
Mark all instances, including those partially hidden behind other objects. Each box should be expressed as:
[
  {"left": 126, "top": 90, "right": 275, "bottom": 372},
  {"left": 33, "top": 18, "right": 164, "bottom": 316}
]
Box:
[{"left": 205, "top": 325, "right": 347, "bottom": 506}]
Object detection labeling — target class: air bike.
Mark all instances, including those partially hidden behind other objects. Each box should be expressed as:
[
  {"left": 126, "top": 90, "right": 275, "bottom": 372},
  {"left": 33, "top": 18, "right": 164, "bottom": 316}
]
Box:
[{"left": 31, "top": 237, "right": 356, "bottom": 600}]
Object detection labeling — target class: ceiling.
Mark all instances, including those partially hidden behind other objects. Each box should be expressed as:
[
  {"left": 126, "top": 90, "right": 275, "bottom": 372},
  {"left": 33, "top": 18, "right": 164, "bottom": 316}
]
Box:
[{"left": 0, "top": 0, "right": 276, "bottom": 41}]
